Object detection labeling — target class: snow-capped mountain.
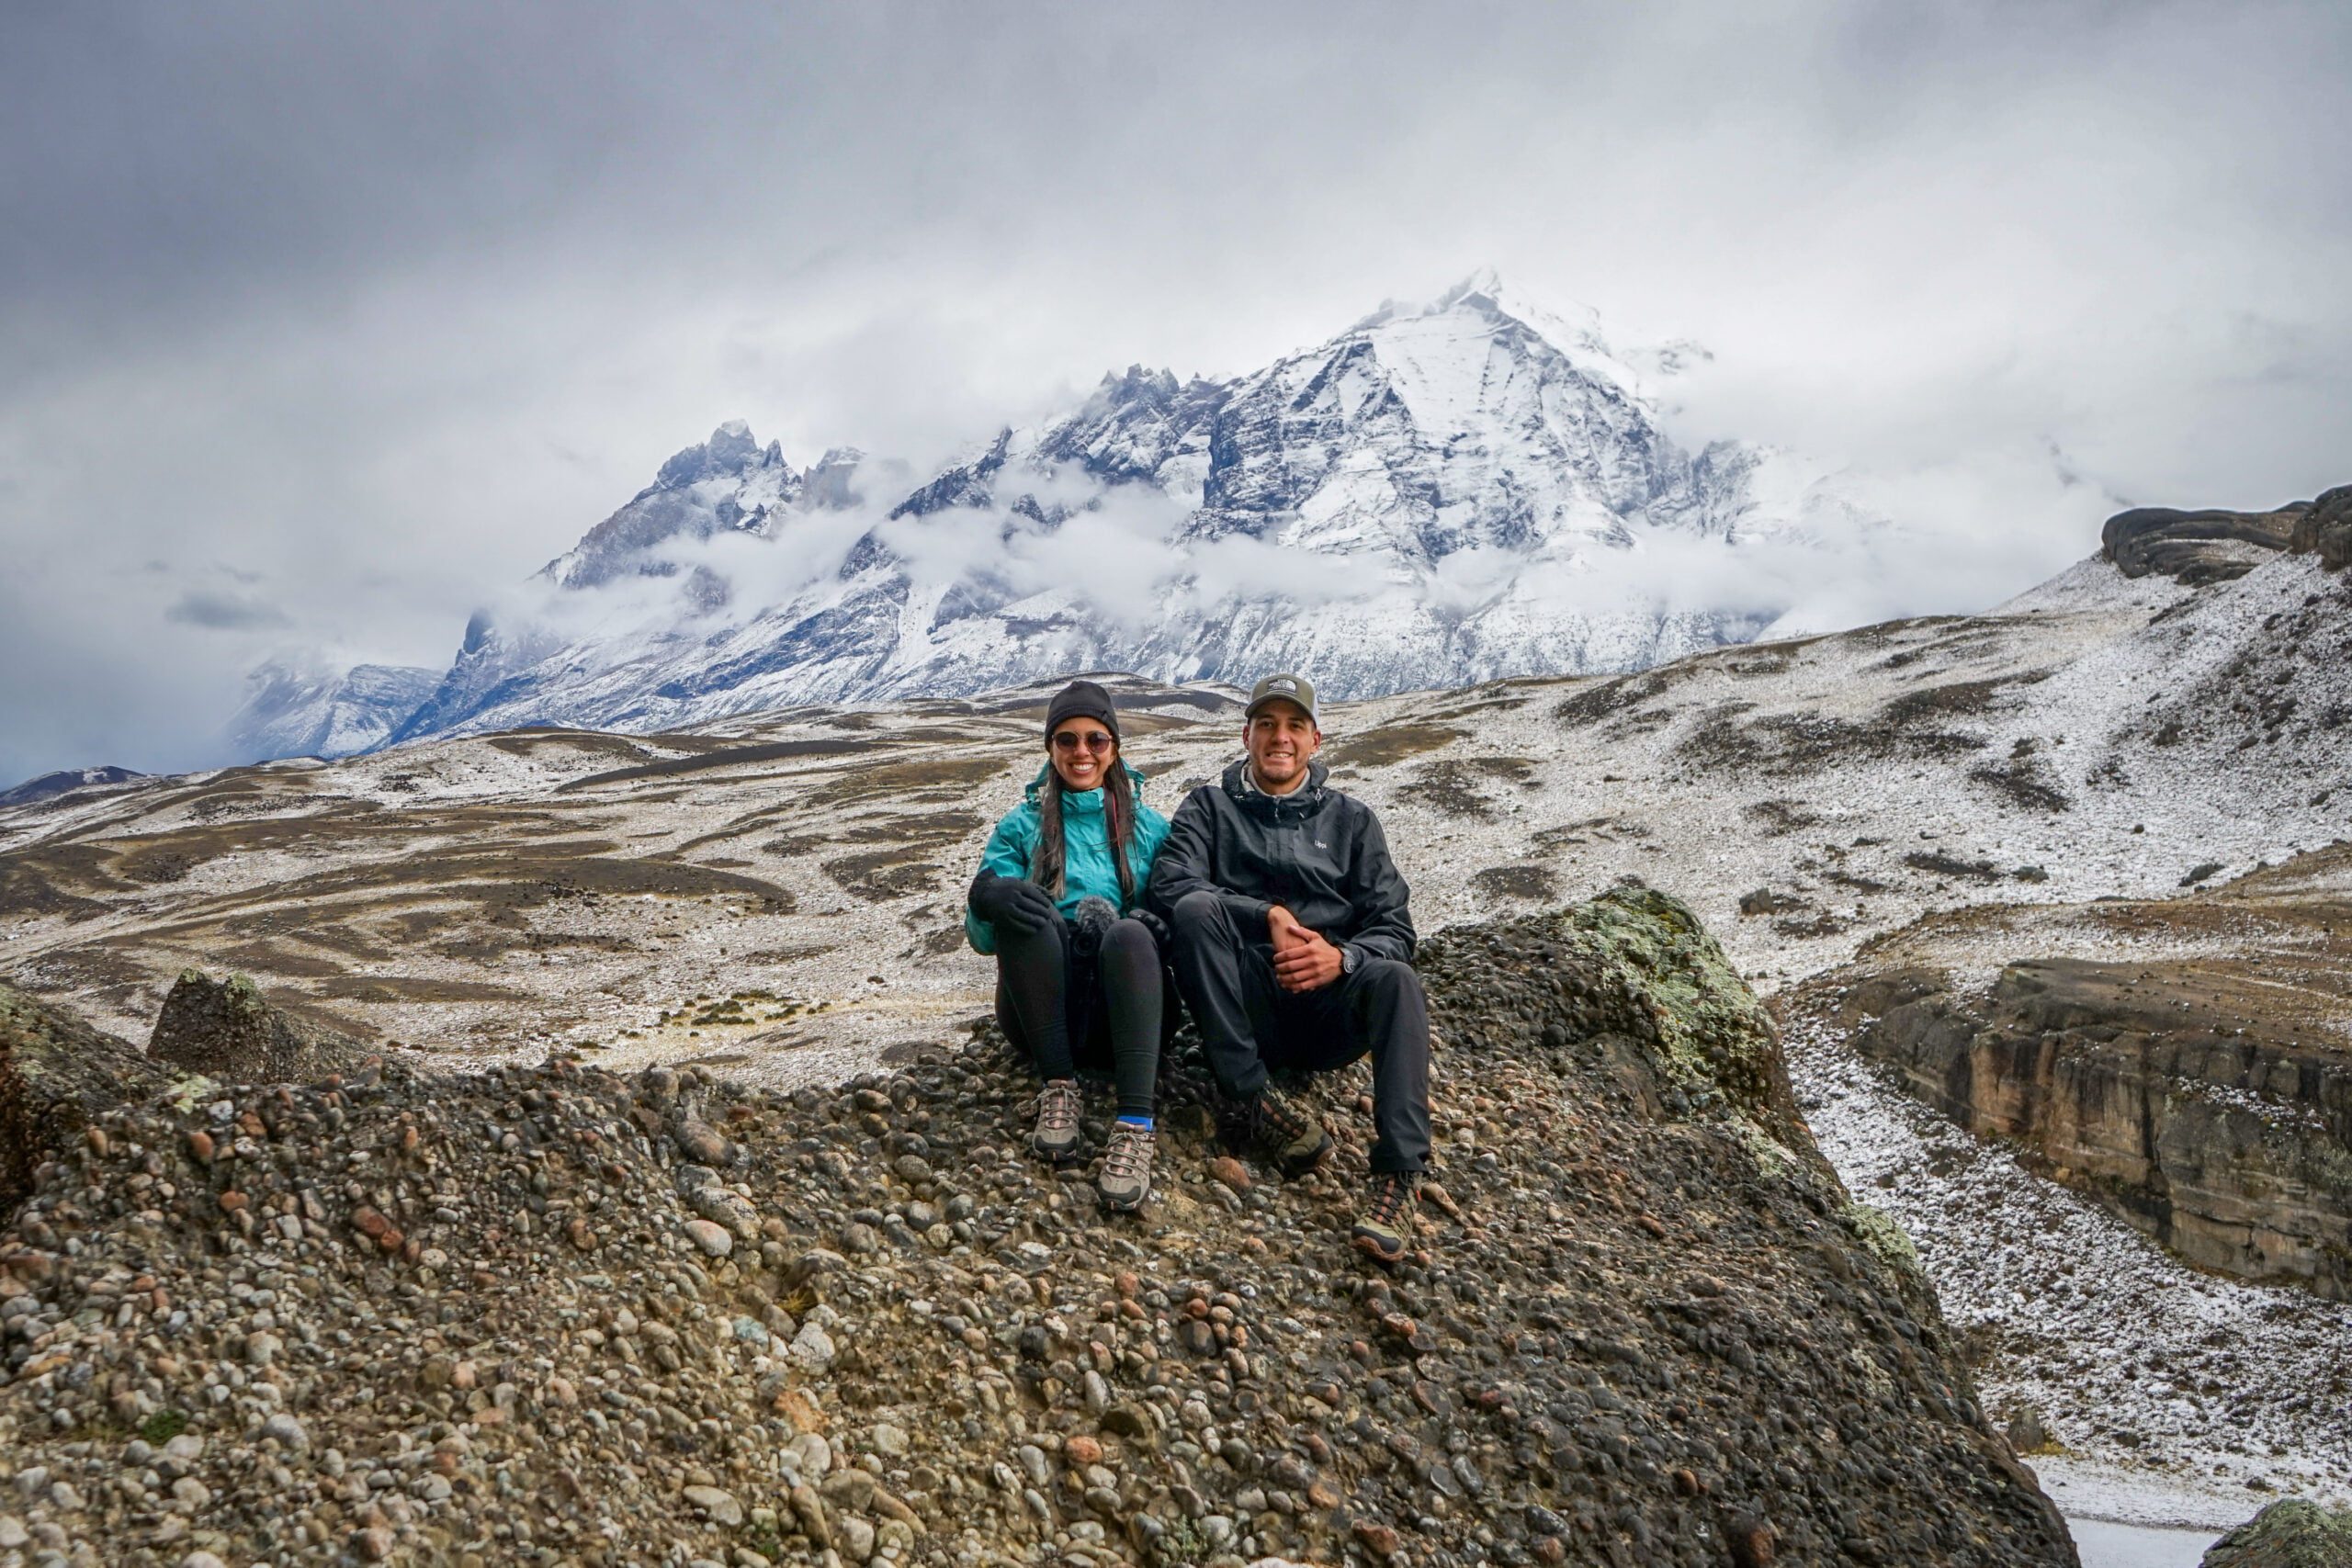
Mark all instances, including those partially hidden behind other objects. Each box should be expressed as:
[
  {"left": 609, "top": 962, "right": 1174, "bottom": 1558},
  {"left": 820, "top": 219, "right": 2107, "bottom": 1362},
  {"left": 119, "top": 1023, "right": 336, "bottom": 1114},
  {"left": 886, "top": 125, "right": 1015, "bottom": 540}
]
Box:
[
  {"left": 229, "top": 659, "right": 442, "bottom": 761},
  {"left": 380, "top": 272, "right": 1883, "bottom": 745}
]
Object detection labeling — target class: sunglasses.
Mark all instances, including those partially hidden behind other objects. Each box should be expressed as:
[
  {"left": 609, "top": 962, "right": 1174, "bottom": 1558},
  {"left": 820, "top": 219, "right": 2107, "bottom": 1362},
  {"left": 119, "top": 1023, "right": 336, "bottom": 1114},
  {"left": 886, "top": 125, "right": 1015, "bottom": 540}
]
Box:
[{"left": 1051, "top": 730, "right": 1116, "bottom": 752}]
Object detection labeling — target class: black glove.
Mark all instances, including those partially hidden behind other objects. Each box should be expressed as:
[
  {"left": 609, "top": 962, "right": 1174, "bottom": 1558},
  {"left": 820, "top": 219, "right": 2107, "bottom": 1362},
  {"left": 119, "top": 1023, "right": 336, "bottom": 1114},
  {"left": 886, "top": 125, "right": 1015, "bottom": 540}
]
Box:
[
  {"left": 969, "top": 871, "right": 1057, "bottom": 935},
  {"left": 1131, "top": 908, "right": 1172, "bottom": 954}
]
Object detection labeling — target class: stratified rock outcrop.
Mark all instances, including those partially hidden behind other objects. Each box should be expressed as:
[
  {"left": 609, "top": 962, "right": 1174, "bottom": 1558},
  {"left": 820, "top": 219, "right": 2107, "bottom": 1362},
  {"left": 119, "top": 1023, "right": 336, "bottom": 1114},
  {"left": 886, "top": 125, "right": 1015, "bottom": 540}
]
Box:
[
  {"left": 0, "top": 984, "right": 167, "bottom": 1213},
  {"left": 1815, "top": 884, "right": 2352, "bottom": 1298},
  {"left": 1830, "top": 960, "right": 2352, "bottom": 1296},
  {"left": 0, "top": 892, "right": 2076, "bottom": 1566},
  {"left": 2102, "top": 483, "right": 2352, "bottom": 582},
  {"left": 2202, "top": 1497, "right": 2352, "bottom": 1567},
  {"left": 2289, "top": 485, "right": 2352, "bottom": 572},
  {"left": 2103, "top": 499, "right": 2306, "bottom": 582},
  {"left": 146, "top": 968, "right": 370, "bottom": 1083}
]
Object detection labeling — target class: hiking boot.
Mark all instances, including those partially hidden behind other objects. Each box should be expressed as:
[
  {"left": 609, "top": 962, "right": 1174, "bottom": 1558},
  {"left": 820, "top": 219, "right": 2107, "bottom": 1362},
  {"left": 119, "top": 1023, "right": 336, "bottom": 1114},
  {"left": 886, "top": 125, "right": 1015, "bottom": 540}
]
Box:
[
  {"left": 1032, "top": 1078, "right": 1083, "bottom": 1160},
  {"left": 1098, "top": 1121, "right": 1157, "bottom": 1212},
  {"left": 1246, "top": 1086, "right": 1331, "bottom": 1177},
  {"left": 1352, "top": 1172, "right": 1419, "bottom": 1265}
]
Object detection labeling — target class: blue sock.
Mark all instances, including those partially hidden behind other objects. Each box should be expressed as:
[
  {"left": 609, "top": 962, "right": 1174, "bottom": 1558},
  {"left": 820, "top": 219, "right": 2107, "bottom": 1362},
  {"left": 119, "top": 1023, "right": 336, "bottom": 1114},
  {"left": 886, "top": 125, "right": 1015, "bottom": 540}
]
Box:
[{"left": 1116, "top": 1114, "right": 1155, "bottom": 1130}]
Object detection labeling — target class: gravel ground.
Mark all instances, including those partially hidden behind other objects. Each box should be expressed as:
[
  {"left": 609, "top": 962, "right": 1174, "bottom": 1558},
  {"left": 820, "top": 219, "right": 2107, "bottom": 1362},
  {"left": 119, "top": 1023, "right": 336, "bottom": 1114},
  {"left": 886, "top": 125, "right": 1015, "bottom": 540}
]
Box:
[{"left": 0, "top": 891, "right": 2074, "bottom": 1567}]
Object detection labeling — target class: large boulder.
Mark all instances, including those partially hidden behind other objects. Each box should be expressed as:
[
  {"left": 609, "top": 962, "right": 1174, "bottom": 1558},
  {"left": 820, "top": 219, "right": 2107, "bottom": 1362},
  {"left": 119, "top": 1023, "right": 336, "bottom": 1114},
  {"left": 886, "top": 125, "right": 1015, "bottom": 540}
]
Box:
[
  {"left": 2202, "top": 1498, "right": 2352, "bottom": 1567},
  {"left": 146, "top": 969, "right": 371, "bottom": 1083},
  {"left": 0, "top": 984, "right": 168, "bottom": 1214},
  {"left": 0, "top": 892, "right": 2078, "bottom": 1565}
]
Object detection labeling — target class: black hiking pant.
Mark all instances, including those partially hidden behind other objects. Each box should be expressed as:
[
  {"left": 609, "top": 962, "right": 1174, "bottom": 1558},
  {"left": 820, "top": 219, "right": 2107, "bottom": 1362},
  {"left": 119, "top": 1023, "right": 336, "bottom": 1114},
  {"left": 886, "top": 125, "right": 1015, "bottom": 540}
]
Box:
[
  {"left": 992, "top": 915, "right": 1163, "bottom": 1119},
  {"left": 1164, "top": 889, "right": 1432, "bottom": 1174}
]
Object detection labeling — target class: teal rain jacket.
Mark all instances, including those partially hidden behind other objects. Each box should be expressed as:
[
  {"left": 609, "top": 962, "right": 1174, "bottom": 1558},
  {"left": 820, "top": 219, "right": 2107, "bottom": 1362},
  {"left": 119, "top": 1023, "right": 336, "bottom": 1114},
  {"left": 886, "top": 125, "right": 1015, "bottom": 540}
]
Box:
[{"left": 965, "top": 764, "right": 1172, "bottom": 955}]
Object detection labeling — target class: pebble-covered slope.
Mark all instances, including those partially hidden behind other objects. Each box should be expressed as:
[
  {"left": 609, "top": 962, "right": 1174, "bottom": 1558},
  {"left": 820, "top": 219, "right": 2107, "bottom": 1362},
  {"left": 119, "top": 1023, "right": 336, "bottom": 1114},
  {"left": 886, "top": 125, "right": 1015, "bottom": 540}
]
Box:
[{"left": 0, "top": 892, "right": 2074, "bottom": 1567}]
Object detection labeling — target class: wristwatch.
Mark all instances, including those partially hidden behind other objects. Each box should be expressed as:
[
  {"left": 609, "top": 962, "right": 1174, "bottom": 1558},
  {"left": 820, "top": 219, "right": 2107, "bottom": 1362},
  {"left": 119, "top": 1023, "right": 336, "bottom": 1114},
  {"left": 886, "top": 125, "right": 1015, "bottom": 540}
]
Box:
[{"left": 1340, "top": 944, "right": 1359, "bottom": 976}]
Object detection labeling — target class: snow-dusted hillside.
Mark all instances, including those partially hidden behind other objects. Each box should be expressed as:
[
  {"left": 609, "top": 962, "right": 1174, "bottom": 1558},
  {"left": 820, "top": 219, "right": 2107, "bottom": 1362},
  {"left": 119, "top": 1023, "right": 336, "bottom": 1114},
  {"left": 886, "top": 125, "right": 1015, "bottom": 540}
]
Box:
[
  {"left": 9, "top": 541, "right": 2347, "bottom": 1522},
  {"left": 375, "top": 273, "right": 1898, "bottom": 748}
]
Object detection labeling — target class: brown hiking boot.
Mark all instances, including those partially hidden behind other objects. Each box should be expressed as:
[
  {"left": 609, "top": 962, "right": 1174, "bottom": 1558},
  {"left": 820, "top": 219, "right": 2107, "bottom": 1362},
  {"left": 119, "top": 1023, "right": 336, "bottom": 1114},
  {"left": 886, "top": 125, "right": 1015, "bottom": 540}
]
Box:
[
  {"left": 1098, "top": 1121, "right": 1157, "bottom": 1212},
  {"left": 1032, "top": 1078, "right": 1082, "bottom": 1160},
  {"left": 1246, "top": 1086, "right": 1332, "bottom": 1177},
  {"left": 1352, "top": 1172, "right": 1419, "bottom": 1265}
]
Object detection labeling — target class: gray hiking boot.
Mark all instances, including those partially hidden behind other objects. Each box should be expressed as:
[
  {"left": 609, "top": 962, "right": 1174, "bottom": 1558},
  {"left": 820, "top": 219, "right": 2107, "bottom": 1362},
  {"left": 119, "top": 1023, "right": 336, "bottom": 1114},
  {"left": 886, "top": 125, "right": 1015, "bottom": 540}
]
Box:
[
  {"left": 1098, "top": 1121, "right": 1157, "bottom": 1212},
  {"left": 1352, "top": 1172, "right": 1419, "bottom": 1265},
  {"left": 1246, "top": 1086, "right": 1332, "bottom": 1177},
  {"left": 1032, "top": 1078, "right": 1083, "bottom": 1160}
]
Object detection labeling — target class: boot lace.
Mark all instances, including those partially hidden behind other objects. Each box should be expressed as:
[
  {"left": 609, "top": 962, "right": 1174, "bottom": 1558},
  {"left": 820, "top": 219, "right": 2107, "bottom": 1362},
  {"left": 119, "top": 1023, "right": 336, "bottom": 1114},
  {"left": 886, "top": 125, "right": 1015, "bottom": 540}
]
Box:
[
  {"left": 1036, "top": 1079, "right": 1081, "bottom": 1138},
  {"left": 1253, "top": 1089, "right": 1314, "bottom": 1144},
  {"left": 1103, "top": 1122, "right": 1156, "bottom": 1183},
  {"left": 1366, "top": 1174, "right": 1414, "bottom": 1228}
]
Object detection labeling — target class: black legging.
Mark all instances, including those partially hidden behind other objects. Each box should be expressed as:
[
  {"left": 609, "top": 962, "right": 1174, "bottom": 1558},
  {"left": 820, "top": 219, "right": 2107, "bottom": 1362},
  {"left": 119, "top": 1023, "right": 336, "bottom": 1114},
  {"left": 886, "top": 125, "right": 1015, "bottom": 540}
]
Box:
[{"left": 993, "top": 915, "right": 1162, "bottom": 1118}]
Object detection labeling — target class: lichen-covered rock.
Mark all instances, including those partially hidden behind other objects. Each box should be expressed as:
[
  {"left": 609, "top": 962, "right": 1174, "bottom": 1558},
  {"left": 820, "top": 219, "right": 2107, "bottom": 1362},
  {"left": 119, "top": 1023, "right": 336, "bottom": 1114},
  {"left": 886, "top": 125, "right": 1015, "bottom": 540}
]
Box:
[
  {"left": 0, "top": 983, "right": 168, "bottom": 1213},
  {"left": 2202, "top": 1498, "right": 2352, "bottom": 1567},
  {"left": 0, "top": 896, "right": 2075, "bottom": 1566},
  {"left": 146, "top": 969, "right": 370, "bottom": 1083}
]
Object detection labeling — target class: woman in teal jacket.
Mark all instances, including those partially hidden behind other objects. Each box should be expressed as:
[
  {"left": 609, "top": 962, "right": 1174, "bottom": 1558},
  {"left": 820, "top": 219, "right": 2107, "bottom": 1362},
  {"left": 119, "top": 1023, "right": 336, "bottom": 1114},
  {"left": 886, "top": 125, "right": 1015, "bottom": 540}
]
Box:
[{"left": 967, "top": 681, "right": 1172, "bottom": 1210}]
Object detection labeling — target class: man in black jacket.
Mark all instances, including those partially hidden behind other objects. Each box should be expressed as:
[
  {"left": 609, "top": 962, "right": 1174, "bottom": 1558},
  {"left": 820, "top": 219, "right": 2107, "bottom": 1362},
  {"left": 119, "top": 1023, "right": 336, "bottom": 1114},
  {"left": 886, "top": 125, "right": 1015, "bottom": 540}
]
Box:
[{"left": 1148, "top": 672, "right": 1432, "bottom": 1264}]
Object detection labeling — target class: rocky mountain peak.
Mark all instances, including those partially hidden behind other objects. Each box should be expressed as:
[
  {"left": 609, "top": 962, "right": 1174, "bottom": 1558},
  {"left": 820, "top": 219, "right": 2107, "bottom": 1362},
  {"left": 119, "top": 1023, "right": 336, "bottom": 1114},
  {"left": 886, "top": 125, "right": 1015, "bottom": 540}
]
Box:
[{"left": 653, "top": 420, "right": 778, "bottom": 491}]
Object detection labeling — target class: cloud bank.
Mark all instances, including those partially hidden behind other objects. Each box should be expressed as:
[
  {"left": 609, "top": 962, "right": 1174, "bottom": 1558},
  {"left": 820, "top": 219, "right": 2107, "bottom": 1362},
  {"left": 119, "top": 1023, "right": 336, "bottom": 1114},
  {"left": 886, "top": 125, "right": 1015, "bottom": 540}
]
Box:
[{"left": 1, "top": 1, "right": 2346, "bottom": 782}]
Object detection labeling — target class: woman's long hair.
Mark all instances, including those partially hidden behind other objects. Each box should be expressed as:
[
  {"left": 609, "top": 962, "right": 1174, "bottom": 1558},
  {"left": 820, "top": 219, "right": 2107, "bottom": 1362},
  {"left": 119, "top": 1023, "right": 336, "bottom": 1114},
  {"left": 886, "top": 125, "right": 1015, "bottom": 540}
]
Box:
[{"left": 1030, "top": 753, "right": 1137, "bottom": 907}]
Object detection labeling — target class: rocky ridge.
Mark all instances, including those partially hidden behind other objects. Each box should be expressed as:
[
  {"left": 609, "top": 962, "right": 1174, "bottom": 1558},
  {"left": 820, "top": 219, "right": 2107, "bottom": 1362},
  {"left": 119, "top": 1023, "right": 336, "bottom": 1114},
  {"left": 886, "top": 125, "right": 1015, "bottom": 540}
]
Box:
[
  {"left": 0, "top": 890, "right": 2075, "bottom": 1566},
  {"left": 2103, "top": 484, "right": 2352, "bottom": 584}
]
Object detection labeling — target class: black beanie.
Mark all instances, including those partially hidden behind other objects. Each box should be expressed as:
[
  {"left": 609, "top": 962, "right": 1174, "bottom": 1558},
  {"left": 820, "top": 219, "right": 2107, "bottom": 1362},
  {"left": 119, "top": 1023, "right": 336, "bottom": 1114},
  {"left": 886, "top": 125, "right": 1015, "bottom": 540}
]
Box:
[{"left": 1045, "top": 680, "right": 1122, "bottom": 746}]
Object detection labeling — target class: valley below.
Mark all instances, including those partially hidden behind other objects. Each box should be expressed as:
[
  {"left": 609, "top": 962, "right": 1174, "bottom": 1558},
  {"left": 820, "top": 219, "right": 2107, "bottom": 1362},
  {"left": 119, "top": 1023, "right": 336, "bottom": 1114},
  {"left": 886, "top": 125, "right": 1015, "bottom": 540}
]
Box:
[{"left": 5, "top": 532, "right": 2350, "bottom": 1556}]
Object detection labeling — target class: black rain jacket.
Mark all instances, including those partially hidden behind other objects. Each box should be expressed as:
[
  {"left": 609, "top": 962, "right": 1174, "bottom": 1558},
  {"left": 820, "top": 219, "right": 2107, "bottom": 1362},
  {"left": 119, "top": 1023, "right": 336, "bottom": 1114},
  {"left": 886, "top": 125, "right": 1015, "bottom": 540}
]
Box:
[{"left": 1146, "top": 757, "right": 1416, "bottom": 964}]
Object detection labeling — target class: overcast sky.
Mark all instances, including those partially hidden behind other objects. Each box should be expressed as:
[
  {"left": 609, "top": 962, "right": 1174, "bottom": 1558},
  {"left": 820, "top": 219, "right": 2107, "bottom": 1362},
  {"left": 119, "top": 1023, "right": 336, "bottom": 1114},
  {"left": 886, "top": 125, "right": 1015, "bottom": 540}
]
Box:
[{"left": 2, "top": 1, "right": 2346, "bottom": 785}]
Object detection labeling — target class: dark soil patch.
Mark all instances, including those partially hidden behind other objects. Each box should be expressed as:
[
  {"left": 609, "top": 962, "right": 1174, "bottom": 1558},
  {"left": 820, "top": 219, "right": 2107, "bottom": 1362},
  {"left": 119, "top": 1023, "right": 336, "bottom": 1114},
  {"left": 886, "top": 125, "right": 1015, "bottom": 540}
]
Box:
[
  {"left": 211, "top": 945, "right": 349, "bottom": 979},
  {"left": 1680, "top": 705, "right": 1988, "bottom": 777},
  {"left": 1744, "top": 799, "right": 1822, "bottom": 837},
  {"left": 797, "top": 756, "right": 1010, "bottom": 811},
  {"left": 1555, "top": 663, "right": 1702, "bottom": 728},
  {"left": 839, "top": 811, "right": 984, "bottom": 850},
  {"left": 919, "top": 925, "right": 971, "bottom": 957},
  {"left": 483, "top": 730, "right": 652, "bottom": 762},
  {"left": 760, "top": 834, "right": 831, "bottom": 862},
  {"left": 556, "top": 738, "right": 885, "bottom": 794},
  {"left": 1471, "top": 864, "right": 1558, "bottom": 901},
  {"left": 1396, "top": 758, "right": 1540, "bottom": 818},
  {"left": 822, "top": 848, "right": 944, "bottom": 902},
  {"left": 1904, "top": 851, "right": 2007, "bottom": 883},
  {"left": 1968, "top": 761, "right": 2073, "bottom": 813},
  {"left": 119, "top": 846, "right": 202, "bottom": 884},
  {"left": 1320, "top": 724, "right": 1462, "bottom": 771},
  {"left": 1879, "top": 671, "right": 2052, "bottom": 728},
  {"left": 315, "top": 975, "right": 531, "bottom": 1003},
  {"left": 1773, "top": 912, "right": 1850, "bottom": 937}
]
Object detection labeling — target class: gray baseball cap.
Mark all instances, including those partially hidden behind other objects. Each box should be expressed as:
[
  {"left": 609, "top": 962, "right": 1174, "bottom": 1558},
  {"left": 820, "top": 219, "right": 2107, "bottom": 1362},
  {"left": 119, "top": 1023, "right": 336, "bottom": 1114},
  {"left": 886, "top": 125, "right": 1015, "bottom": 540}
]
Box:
[{"left": 1244, "top": 671, "right": 1318, "bottom": 725}]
